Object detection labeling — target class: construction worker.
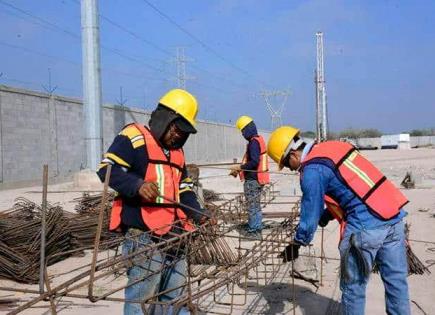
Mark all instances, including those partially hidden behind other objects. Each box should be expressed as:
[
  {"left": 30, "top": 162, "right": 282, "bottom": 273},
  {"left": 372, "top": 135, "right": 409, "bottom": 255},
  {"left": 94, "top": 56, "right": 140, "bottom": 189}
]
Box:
[
  {"left": 230, "top": 116, "right": 270, "bottom": 237},
  {"left": 267, "top": 125, "right": 410, "bottom": 315},
  {"left": 97, "top": 89, "right": 208, "bottom": 315}
]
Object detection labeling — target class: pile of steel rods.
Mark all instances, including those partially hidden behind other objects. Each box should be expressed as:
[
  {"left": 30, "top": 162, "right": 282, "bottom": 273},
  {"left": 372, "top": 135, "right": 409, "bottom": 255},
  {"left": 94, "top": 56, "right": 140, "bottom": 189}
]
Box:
[
  {"left": 202, "top": 189, "right": 221, "bottom": 203},
  {"left": 0, "top": 194, "right": 119, "bottom": 284},
  {"left": 71, "top": 192, "right": 117, "bottom": 248},
  {"left": 372, "top": 223, "right": 430, "bottom": 275},
  {"left": 405, "top": 223, "right": 430, "bottom": 275},
  {"left": 0, "top": 198, "right": 72, "bottom": 283}
]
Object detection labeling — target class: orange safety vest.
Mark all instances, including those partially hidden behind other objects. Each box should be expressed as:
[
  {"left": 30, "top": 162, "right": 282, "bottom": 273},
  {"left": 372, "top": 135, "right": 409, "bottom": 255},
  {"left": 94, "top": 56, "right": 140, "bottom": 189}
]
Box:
[
  {"left": 324, "top": 195, "right": 347, "bottom": 240},
  {"left": 109, "top": 123, "right": 195, "bottom": 235},
  {"left": 239, "top": 135, "right": 270, "bottom": 185},
  {"left": 302, "top": 141, "right": 408, "bottom": 220}
]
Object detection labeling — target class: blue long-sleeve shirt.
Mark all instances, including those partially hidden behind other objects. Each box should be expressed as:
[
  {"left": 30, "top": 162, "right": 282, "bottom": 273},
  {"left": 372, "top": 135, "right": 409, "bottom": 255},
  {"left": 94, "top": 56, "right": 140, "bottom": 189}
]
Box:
[{"left": 294, "top": 143, "right": 406, "bottom": 245}]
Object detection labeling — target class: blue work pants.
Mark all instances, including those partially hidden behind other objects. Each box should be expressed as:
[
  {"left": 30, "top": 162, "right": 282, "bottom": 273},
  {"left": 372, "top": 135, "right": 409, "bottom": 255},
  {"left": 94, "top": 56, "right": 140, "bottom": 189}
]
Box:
[
  {"left": 243, "top": 179, "right": 263, "bottom": 232},
  {"left": 122, "top": 230, "right": 190, "bottom": 315},
  {"left": 339, "top": 220, "right": 410, "bottom": 315}
]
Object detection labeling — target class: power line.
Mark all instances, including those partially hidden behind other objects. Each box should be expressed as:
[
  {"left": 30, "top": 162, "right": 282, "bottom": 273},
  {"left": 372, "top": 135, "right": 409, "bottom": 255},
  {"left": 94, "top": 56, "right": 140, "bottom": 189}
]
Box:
[
  {"left": 68, "top": 0, "right": 253, "bottom": 92},
  {"left": 140, "top": 0, "right": 263, "bottom": 85},
  {"left": 0, "top": 0, "right": 170, "bottom": 76},
  {"left": 0, "top": 40, "right": 170, "bottom": 83},
  {"left": 0, "top": 0, "right": 79, "bottom": 39}
]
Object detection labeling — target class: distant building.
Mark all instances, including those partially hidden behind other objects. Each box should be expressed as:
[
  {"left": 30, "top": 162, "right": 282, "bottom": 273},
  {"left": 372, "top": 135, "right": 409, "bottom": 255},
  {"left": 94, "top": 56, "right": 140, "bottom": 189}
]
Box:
[{"left": 381, "top": 134, "right": 411, "bottom": 149}]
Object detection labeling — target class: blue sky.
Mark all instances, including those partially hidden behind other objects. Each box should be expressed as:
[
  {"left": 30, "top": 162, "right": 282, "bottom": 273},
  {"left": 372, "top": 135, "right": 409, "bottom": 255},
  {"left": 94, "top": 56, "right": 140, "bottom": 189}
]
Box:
[{"left": 0, "top": 0, "right": 434, "bottom": 133}]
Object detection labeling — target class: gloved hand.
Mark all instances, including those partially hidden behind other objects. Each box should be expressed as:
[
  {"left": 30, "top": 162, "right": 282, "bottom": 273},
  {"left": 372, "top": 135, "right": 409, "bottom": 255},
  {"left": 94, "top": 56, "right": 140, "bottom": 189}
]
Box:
[
  {"left": 318, "top": 209, "right": 334, "bottom": 227},
  {"left": 200, "top": 214, "right": 218, "bottom": 225},
  {"left": 278, "top": 243, "right": 301, "bottom": 262},
  {"left": 229, "top": 165, "right": 242, "bottom": 178}
]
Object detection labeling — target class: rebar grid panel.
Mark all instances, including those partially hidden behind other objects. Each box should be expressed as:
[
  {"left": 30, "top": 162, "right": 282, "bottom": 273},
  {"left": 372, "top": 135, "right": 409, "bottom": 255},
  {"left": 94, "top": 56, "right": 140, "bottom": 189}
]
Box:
[
  {"left": 2, "top": 183, "right": 301, "bottom": 315},
  {"left": 214, "top": 183, "right": 277, "bottom": 224}
]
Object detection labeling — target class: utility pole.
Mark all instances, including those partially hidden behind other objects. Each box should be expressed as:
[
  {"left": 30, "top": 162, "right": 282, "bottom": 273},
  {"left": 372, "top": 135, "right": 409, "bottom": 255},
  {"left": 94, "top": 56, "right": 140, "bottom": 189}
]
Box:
[
  {"left": 172, "top": 47, "right": 194, "bottom": 89},
  {"left": 81, "top": 0, "right": 103, "bottom": 171},
  {"left": 315, "top": 32, "right": 328, "bottom": 141},
  {"left": 259, "top": 89, "right": 290, "bottom": 129}
]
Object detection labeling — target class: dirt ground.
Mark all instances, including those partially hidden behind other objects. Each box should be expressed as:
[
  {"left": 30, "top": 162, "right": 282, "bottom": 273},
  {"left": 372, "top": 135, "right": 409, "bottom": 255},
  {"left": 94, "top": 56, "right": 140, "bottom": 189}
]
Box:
[{"left": 0, "top": 148, "right": 434, "bottom": 315}]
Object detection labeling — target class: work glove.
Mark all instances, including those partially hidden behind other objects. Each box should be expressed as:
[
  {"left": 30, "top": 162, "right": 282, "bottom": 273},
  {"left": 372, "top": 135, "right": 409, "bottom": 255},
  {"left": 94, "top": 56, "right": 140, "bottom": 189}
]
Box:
[
  {"left": 279, "top": 243, "right": 301, "bottom": 262},
  {"left": 318, "top": 209, "right": 334, "bottom": 227},
  {"left": 199, "top": 208, "right": 218, "bottom": 225},
  {"left": 229, "top": 165, "right": 242, "bottom": 178}
]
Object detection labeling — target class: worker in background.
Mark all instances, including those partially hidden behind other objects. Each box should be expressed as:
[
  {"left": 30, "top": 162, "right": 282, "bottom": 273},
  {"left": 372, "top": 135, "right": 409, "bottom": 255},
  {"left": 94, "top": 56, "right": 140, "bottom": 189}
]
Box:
[
  {"left": 230, "top": 116, "right": 270, "bottom": 238},
  {"left": 267, "top": 125, "right": 410, "bottom": 315},
  {"left": 97, "top": 89, "right": 209, "bottom": 315}
]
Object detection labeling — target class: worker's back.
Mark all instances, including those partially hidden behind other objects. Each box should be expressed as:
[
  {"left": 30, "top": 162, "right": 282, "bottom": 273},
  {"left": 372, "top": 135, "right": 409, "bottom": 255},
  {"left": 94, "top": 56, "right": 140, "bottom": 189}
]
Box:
[{"left": 300, "top": 141, "right": 406, "bottom": 232}]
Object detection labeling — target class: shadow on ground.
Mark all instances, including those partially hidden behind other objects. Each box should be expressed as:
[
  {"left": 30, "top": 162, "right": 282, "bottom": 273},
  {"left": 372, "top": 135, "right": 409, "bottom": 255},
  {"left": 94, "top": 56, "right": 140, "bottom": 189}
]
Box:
[{"left": 243, "top": 282, "right": 341, "bottom": 315}]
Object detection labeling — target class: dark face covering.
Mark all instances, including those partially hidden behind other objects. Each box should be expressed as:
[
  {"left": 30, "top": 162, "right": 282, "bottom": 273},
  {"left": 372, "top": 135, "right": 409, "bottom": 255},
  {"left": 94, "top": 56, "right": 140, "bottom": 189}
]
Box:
[
  {"left": 149, "top": 105, "right": 190, "bottom": 150},
  {"left": 241, "top": 121, "right": 258, "bottom": 140}
]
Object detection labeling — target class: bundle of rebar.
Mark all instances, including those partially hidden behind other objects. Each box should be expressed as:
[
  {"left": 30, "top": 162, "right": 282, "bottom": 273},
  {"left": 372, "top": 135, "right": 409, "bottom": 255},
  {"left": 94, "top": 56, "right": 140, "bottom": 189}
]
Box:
[
  {"left": 73, "top": 191, "right": 115, "bottom": 216},
  {"left": 203, "top": 189, "right": 221, "bottom": 203},
  {"left": 373, "top": 223, "right": 430, "bottom": 275},
  {"left": 0, "top": 194, "right": 119, "bottom": 283},
  {"left": 71, "top": 192, "right": 117, "bottom": 248},
  {"left": 404, "top": 223, "right": 430, "bottom": 275},
  {"left": 190, "top": 228, "right": 238, "bottom": 266},
  {"left": 0, "top": 198, "right": 72, "bottom": 283}
]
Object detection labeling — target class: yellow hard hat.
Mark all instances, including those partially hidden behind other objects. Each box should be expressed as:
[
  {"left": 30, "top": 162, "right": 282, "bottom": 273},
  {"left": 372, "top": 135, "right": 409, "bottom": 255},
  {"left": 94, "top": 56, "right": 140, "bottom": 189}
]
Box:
[
  {"left": 159, "top": 89, "right": 198, "bottom": 127},
  {"left": 236, "top": 115, "right": 253, "bottom": 131},
  {"left": 267, "top": 125, "right": 300, "bottom": 170}
]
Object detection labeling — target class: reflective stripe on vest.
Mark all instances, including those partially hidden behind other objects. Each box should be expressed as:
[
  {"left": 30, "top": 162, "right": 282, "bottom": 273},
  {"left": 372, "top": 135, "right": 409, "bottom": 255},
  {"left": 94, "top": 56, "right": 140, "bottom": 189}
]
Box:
[
  {"left": 109, "top": 124, "right": 195, "bottom": 235},
  {"left": 239, "top": 135, "right": 270, "bottom": 185},
  {"left": 302, "top": 141, "right": 408, "bottom": 220}
]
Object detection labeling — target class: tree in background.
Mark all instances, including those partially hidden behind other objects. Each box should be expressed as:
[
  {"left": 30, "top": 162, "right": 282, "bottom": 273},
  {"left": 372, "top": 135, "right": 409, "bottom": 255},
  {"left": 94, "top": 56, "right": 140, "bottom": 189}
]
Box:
[
  {"left": 359, "top": 128, "right": 382, "bottom": 138},
  {"left": 338, "top": 128, "right": 382, "bottom": 139},
  {"left": 409, "top": 128, "right": 435, "bottom": 136},
  {"left": 300, "top": 130, "right": 316, "bottom": 139}
]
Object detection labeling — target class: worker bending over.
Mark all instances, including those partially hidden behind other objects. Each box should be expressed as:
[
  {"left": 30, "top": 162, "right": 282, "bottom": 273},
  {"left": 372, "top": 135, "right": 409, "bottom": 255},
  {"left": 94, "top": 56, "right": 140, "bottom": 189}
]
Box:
[{"left": 267, "top": 125, "right": 410, "bottom": 315}]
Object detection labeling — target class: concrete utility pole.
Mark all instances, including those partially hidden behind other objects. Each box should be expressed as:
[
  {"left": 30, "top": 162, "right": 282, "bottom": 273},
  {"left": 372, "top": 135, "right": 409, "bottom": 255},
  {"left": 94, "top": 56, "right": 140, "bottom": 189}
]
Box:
[
  {"left": 81, "top": 0, "right": 103, "bottom": 171},
  {"left": 259, "top": 89, "right": 290, "bottom": 129},
  {"left": 315, "top": 32, "right": 328, "bottom": 141},
  {"left": 173, "top": 47, "right": 194, "bottom": 89}
]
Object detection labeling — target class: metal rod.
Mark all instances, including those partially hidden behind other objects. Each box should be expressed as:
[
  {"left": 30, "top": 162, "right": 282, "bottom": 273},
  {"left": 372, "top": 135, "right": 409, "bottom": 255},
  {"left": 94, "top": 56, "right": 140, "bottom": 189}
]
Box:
[
  {"left": 320, "top": 227, "right": 325, "bottom": 286},
  {"left": 39, "top": 164, "right": 48, "bottom": 294},
  {"left": 197, "top": 165, "right": 297, "bottom": 176},
  {"left": 44, "top": 268, "right": 57, "bottom": 314},
  {"left": 88, "top": 164, "right": 111, "bottom": 302}
]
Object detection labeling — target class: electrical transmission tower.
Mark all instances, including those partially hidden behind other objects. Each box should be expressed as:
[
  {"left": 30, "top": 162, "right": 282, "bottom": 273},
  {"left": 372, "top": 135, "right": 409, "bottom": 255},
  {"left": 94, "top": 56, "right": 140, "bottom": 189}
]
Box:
[
  {"left": 259, "top": 89, "right": 290, "bottom": 129},
  {"left": 172, "top": 47, "right": 194, "bottom": 89},
  {"left": 315, "top": 32, "right": 328, "bottom": 141}
]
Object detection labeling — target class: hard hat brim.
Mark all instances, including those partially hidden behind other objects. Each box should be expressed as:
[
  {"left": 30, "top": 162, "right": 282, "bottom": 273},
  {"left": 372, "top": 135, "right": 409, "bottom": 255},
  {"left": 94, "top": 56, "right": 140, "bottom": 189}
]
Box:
[{"left": 173, "top": 117, "right": 197, "bottom": 134}]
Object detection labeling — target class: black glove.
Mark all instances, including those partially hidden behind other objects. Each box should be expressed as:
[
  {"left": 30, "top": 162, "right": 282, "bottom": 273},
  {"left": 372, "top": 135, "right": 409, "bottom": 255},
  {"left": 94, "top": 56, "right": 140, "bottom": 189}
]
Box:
[
  {"left": 319, "top": 209, "right": 334, "bottom": 228},
  {"left": 279, "top": 243, "right": 301, "bottom": 262}
]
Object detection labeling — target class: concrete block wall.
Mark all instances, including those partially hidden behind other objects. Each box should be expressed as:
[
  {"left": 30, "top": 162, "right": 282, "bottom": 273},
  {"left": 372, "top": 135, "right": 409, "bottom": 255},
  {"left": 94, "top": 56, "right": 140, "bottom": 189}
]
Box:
[
  {"left": 0, "top": 85, "right": 270, "bottom": 187},
  {"left": 356, "top": 136, "right": 435, "bottom": 149},
  {"left": 411, "top": 136, "right": 435, "bottom": 147}
]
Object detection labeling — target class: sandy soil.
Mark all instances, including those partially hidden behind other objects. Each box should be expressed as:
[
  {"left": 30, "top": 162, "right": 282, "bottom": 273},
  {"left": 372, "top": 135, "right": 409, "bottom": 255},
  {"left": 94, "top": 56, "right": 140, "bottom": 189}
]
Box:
[{"left": 1, "top": 148, "right": 434, "bottom": 315}]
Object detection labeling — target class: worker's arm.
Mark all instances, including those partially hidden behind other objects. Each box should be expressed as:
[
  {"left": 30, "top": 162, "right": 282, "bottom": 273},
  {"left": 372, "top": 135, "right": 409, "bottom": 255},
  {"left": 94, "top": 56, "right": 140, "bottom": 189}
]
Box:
[
  {"left": 294, "top": 164, "right": 331, "bottom": 245},
  {"left": 241, "top": 139, "right": 260, "bottom": 170},
  {"left": 96, "top": 134, "right": 144, "bottom": 198},
  {"left": 179, "top": 166, "right": 208, "bottom": 224}
]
